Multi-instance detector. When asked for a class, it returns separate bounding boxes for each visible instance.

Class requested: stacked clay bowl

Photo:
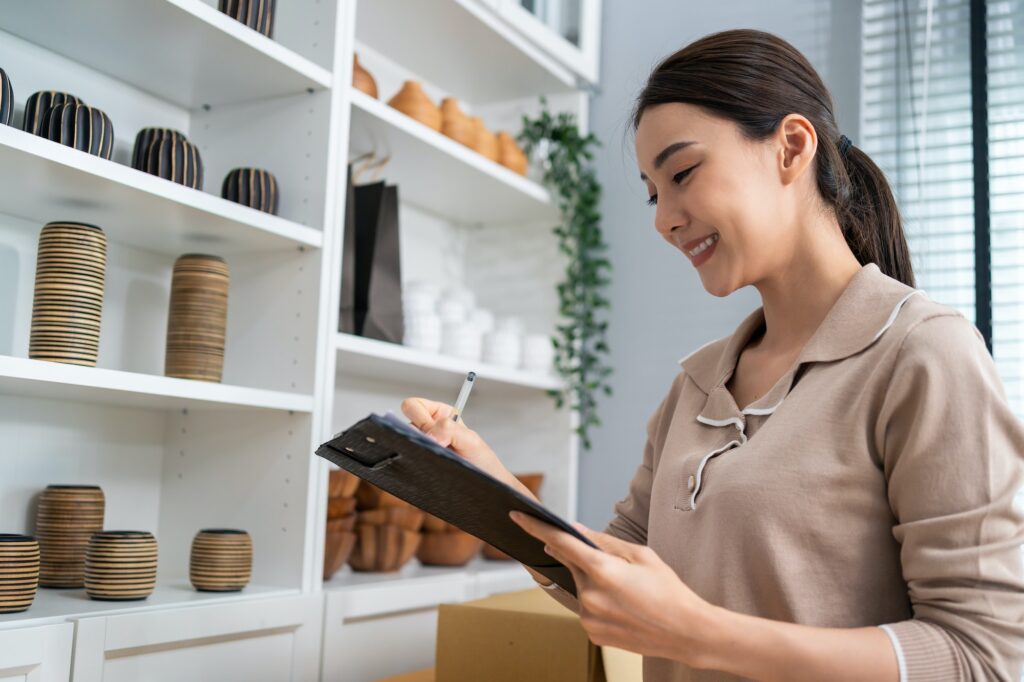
[221,168,279,215]
[348,481,422,572]
[417,512,483,567]
[35,484,105,588]
[165,254,230,382]
[484,472,544,560]
[84,531,158,601]
[388,80,441,132]
[0,535,40,614]
[323,469,359,580]
[190,529,252,592]
[29,222,107,366]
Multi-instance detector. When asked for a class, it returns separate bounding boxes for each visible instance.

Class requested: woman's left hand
[509,510,718,667]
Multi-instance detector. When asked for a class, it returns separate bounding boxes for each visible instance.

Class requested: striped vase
[221,168,279,215]
[131,127,187,172]
[218,0,276,38]
[145,134,204,190]
[0,68,13,127]
[41,103,114,160]
[23,91,83,137]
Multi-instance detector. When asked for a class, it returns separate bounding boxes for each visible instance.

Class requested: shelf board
[335,333,563,392]
[0,582,299,630]
[348,89,557,225]
[0,125,322,255]
[0,0,331,109]
[0,355,314,413]
[356,0,575,104]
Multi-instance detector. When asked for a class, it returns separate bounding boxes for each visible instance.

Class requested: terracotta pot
[497,131,527,175]
[417,529,483,567]
[352,53,378,99]
[440,98,474,148]
[470,116,499,162]
[387,80,441,131]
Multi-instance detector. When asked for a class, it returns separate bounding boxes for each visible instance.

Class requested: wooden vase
[497,131,527,175]
[218,0,275,38]
[470,116,499,162]
[146,134,204,190]
[417,529,483,567]
[23,91,83,136]
[190,529,252,592]
[440,98,475,148]
[0,68,13,127]
[41,103,114,160]
[387,80,441,131]
[352,53,378,99]
[165,254,230,382]
[35,484,105,588]
[0,535,40,614]
[29,222,107,367]
[84,531,158,601]
[221,168,279,215]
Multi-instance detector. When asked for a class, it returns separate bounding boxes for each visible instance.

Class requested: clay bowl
[328,469,360,498]
[327,496,357,519]
[422,512,459,534]
[357,506,425,532]
[417,529,483,567]
[355,481,410,510]
[348,524,421,572]
[323,530,357,580]
[326,515,356,533]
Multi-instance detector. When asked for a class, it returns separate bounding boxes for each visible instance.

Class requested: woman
[401,29,1024,681]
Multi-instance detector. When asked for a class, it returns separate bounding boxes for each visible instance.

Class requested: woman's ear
[775,113,818,187]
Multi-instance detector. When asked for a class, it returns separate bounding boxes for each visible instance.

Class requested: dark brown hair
[632,29,915,287]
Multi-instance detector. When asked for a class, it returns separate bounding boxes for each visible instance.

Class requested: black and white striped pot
[41,103,114,160]
[23,91,84,137]
[145,135,204,190]
[221,167,279,215]
[218,0,276,38]
[132,127,187,172]
[0,68,13,127]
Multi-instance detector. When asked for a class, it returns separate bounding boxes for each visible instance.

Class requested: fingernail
[509,511,520,521]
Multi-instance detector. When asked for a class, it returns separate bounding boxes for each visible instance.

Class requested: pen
[451,371,476,422]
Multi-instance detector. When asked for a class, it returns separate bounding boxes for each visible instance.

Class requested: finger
[512,512,606,571]
[572,524,644,562]
[401,398,454,431]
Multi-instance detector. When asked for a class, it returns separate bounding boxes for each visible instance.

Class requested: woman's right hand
[400,396,509,482]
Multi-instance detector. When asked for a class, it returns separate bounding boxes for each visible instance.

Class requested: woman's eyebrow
[639,140,696,180]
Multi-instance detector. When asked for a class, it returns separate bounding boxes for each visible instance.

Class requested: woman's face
[636,103,801,297]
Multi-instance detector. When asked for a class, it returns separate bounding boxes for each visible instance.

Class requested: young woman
[401,29,1024,681]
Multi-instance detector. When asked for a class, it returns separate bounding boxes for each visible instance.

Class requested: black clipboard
[315,411,598,597]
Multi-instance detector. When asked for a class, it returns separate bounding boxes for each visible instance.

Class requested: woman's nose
[654,202,685,238]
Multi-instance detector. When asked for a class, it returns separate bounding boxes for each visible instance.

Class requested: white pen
[451,371,476,422]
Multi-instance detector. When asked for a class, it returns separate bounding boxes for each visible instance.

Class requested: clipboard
[315,411,598,597]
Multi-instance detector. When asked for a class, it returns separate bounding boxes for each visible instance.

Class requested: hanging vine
[519,99,612,450]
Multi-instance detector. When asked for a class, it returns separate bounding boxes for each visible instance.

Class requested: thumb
[572,522,646,560]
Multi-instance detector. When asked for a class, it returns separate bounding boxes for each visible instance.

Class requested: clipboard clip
[324,436,400,469]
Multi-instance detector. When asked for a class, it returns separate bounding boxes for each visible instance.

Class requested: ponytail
[632,29,916,287]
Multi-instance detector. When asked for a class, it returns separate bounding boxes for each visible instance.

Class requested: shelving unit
[0,1,598,680]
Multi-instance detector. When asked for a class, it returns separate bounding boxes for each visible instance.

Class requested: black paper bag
[339,164,358,334]
[340,175,404,342]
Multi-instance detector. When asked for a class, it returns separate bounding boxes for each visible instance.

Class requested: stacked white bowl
[521,333,555,372]
[440,287,484,361]
[403,281,442,352]
[482,316,524,368]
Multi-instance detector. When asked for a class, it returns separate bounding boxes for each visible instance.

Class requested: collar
[680,263,922,426]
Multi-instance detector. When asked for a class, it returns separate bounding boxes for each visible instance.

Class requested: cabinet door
[0,624,73,682]
[496,0,602,83]
[70,594,321,682]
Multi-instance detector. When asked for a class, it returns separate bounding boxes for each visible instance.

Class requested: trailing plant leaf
[519,98,612,451]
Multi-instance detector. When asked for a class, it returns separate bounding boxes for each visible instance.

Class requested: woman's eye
[673,165,697,184]
[647,194,658,206]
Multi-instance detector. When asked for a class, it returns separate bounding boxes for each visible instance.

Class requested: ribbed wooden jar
[23,91,82,136]
[35,484,105,588]
[165,254,230,382]
[189,529,252,592]
[221,168,279,215]
[0,535,40,614]
[218,0,276,38]
[29,221,107,367]
[146,135,204,190]
[0,67,14,127]
[84,531,158,601]
[41,103,114,160]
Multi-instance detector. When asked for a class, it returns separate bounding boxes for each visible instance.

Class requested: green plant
[519,100,612,450]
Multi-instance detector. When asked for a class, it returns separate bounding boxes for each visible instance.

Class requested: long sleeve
[875,313,1024,682]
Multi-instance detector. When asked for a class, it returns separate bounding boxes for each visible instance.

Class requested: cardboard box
[435,587,641,682]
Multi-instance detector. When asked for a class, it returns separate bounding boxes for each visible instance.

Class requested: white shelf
[356,0,575,104]
[348,89,557,225]
[0,125,322,255]
[335,333,563,392]
[0,0,331,110]
[0,582,299,630]
[0,355,314,413]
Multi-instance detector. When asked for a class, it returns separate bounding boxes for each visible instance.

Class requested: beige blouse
[538,263,1024,681]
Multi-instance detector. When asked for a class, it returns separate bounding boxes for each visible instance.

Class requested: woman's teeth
[688,234,719,257]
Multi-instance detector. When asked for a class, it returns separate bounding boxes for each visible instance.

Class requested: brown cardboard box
[435,587,641,682]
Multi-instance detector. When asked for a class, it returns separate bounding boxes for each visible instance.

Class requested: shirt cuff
[878,620,962,682]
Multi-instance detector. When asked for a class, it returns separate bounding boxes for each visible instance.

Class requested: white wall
[581,0,864,528]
